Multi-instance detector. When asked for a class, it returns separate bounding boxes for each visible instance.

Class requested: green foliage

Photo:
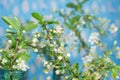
[0,16,36,71]
[24,21,38,32]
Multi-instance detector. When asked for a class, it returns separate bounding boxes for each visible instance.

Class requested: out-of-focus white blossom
[55,69,60,75]
[16,58,29,71]
[39,42,46,48]
[66,53,71,57]
[32,38,39,43]
[65,76,69,79]
[94,72,101,80]
[58,55,63,60]
[43,60,48,66]
[116,76,120,79]
[8,40,12,44]
[44,69,49,74]
[82,55,93,63]
[0,49,3,52]
[88,32,100,45]
[1,58,7,64]
[22,30,26,33]
[113,40,117,46]
[54,25,64,33]
[116,51,120,58]
[33,48,38,52]
[109,23,118,34]
[46,76,51,80]
[90,45,96,54]
[104,57,111,62]
[9,25,13,28]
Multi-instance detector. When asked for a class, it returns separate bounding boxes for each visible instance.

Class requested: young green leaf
[14,17,21,27]
[16,53,30,61]
[66,3,76,8]
[32,12,43,23]
[45,20,59,24]
[24,22,38,32]
[2,16,16,28]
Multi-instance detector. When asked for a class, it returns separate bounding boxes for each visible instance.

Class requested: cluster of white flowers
[82,55,93,63]
[88,32,100,45]
[32,37,39,52]
[54,43,64,53]
[90,45,96,54]
[94,72,101,80]
[104,57,111,62]
[53,25,64,34]
[115,46,120,58]
[12,58,29,71]
[1,58,7,64]
[109,23,118,34]
[43,60,53,74]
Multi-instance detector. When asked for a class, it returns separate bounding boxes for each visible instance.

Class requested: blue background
[0,0,120,80]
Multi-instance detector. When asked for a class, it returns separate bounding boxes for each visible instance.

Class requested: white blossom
[33,48,38,52]
[31,43,37,47]
[66,53,71,57]
[116,51,120,58]
[55,70,60,75]
[58,55,63,60]
[32,38,39,43]
[65,76,69,79]
[12,65,17,69]
[82,55,93,63]
[109,23,118,33]
[22,30,26,33]
[94,72,101,80]
[46,76,51,80]
[54,25,64,33]
[90,45,96,53]
[44,69,49,74]
[104,57,111,62]
[88,32,100,45]
[8,40,12,44]
[16,58,29,71]
[9,25,13,28]
[43,60,48,66]
[113,40,117,46]
[116,76,120,79]
[1,58,7,64]
[0,49,3,52]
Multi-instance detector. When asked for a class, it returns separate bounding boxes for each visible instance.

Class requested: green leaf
[2,16,16,28]
[70,15,80,24]
[66,2,76,8]
[111,68,118,78]
[45,20,59,24]
[17,53,30,61]
[24,22,38,32]
[14,17,21,27]
[32,12,43,23]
